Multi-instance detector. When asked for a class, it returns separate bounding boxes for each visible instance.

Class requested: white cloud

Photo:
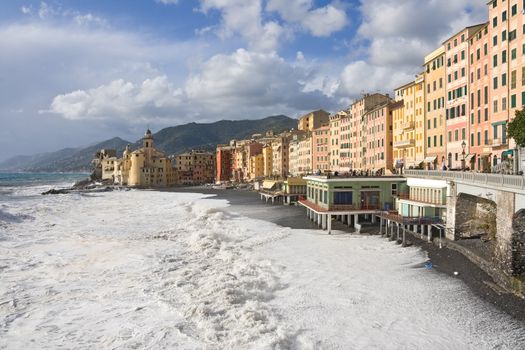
[199,0,285,52]
[156,0,180,4]
[20,5,32,15]
[47,48,336,122]
[267,0,348,37]
[48,76,183,121]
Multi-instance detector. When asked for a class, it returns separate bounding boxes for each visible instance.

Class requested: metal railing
[405,169,525,191]
[379,212,444,225]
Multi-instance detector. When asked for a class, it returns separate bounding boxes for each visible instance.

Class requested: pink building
[312,125,330,172]
[468,23,492,171]
[444,24,485,169]
[488,0,524,167]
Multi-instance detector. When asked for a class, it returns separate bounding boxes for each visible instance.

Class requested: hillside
[0,115,296,172]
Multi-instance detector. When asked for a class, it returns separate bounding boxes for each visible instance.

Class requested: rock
[41,188,70,195]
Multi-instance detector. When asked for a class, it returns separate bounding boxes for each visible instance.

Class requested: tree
[508,109,525,147]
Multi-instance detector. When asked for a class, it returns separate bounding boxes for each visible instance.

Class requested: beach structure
[298,174,406,234]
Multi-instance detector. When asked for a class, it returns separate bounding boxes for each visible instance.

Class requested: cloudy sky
[0,0,487,160]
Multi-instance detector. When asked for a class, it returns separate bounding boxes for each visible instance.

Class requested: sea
[1,172,525,349]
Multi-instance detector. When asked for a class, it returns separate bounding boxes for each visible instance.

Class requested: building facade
[297,109,330,132]
[176,150,215,185]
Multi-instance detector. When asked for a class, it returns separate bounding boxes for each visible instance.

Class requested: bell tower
[143,129,153,149]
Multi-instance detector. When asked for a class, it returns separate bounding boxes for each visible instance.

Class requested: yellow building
[414,73,426,166]
[262,144,273,177]
[297,109,330,132]
[249,153,264,179]
[423,46,447,169]
[113,129,177,187]
[393,82,417,169]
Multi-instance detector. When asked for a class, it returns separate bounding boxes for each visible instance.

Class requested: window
[512,4,517,16]
[502,10,507,22]
[494,76,498,89]
[502,50,507,63]
[494,99,498,113]
[484,130,489,145]
[512,48,517,60]
[448,131,452,142]
[455,129,459,141]
[511,70,517,89]
[502,73,507,86]
[503,97,507,110]
[477,131,481,146]
[511,94,516,108]
[471,133,474,146]
[462,128,466,140]
[461,50,465,60]
[493,17,497,28]
[493,35,498,46]
[510,30,517,41]
[484,43,488,55]
[493,54,498,67]
[484,86,488,105]
[485,108,488,122]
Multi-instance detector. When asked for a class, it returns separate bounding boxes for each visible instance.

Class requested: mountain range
[0,115,297,172]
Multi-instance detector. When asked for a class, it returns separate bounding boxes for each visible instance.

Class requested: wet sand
[165,187,525,322]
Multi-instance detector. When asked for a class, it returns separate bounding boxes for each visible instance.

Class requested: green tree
[508,109,525,147]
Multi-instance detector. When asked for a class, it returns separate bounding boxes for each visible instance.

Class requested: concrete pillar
[348,214,352,227]
[427,225,432,242]
[402,227,407,247]
[380,218,383,235]
[328,215,332,235]
[322,214,327,230]
[317,213,322,227]
[419,225,424,237]
[445,182,458,240]
[396,223,400,241]
[372,215,376,224]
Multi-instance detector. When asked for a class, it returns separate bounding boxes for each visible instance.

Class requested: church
[111,129,177,187]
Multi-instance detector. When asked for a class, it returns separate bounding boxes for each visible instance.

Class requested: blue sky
[0,0,487,160]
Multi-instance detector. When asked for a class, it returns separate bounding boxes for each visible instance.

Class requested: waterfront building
[348,93,392,171]
[112,129,177,187]
[216,144,234,183]
[298,174,406,234]
[312,125,330,173]
[395,178,448,223]
[298,134,313,175]
[444,24,485,169]
[262,144,273,177]
[282,177,307,204]
[176,150,215,185]
[414,73,427,168]
[424,46,447,170]
[297,109,330,132]
[271,135,290,178]
[249,153,264,180]
[468,23,492,171]
[362,100,394,173]
[393,81,418,169]
[487,0,522,168]
[329,112,342,172]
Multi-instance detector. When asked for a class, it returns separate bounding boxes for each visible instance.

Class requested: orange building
[312,125,330,173]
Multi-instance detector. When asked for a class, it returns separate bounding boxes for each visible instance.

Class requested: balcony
[396,193,446,206]
[393,139,415,148]
[491,138,508,148]
[400,121,414,130]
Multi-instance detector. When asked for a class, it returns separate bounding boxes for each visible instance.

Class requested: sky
[0,0,488,161]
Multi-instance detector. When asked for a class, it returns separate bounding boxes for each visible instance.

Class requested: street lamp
[461,140,466,171]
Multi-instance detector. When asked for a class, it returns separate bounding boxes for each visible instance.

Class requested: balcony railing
[379,212,444,225]
[393,139,415,148]
[396,193,446,206]
[404,169,525,191]
[490,138,507,147]
[400,121,414,130]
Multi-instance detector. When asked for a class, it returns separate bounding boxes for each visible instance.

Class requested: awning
[262,180,276,190]
[424,156,437,163]
[492,120,507,126]
[465,154,475,162]
[502,149,514,157]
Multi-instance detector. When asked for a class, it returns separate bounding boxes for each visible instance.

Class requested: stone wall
[495,191,516,276]
[511,209,525,276]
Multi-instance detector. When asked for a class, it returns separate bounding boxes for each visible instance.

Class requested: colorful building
[297,109,330,132]
[424,46,447,169]
[393,81,418,169]
[362,100,394,173]
[444,24,485,169]
[312,125,330,173]
[111,129,177,187]
[176,150,215,185]
[468,23,492,171]
[216,144,234,183]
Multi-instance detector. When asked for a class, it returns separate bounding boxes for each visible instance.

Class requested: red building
[216,145,234,183]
